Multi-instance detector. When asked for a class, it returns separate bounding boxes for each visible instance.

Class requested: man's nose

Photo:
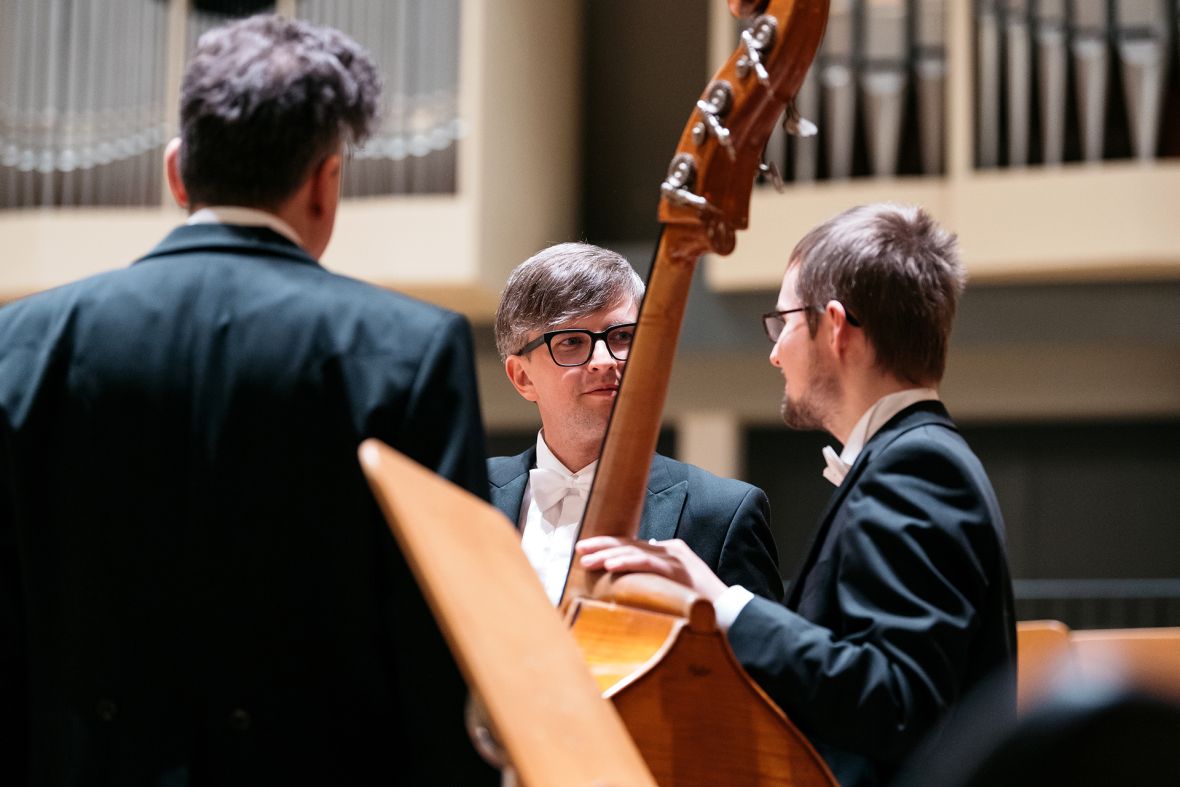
[586,337,618,368]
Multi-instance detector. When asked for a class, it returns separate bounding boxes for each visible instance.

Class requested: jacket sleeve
[727,435,1000,764]
[716,486,784,603]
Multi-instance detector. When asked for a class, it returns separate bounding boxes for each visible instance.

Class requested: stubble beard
[779,345,840,432]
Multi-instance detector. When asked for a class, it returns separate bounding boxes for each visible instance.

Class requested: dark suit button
[228,707,251,731]
[96,699,118,722]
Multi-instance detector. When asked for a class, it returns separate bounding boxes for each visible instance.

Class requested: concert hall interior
[3,0,1180,779]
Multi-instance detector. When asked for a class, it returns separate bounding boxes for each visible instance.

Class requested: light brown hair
[494,243,644,361]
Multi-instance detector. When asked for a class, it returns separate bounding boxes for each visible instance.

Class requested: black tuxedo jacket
[726,402,1016,786]
[0,224,496,786]
[487,448,784,602]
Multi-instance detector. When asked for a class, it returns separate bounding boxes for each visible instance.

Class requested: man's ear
[164,138,189,209]
[308,152,343,218]
[824,299,857,358]
[504,356,539,403]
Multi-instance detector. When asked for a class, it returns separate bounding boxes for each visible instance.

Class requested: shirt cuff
[713,585,755,632]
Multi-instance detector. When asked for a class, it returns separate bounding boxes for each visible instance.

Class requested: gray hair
[494,243,645,361]
[178,14,381,208]
[790,203,966,385]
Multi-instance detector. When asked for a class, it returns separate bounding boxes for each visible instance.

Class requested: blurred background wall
[3,0,1178,627]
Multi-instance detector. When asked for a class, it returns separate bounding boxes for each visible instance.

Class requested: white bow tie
[822,445,850,487]
[529,467,594,514]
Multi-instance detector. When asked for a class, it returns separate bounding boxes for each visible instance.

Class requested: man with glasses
[489,242,783,606]
[579,205,1016,786]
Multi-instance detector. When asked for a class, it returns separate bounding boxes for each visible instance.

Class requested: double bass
[361,1,833,784]
[557,0,835,784]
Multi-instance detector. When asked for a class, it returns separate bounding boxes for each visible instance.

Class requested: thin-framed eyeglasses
[761,305,860,342]
[761,307,813,343]
[515,323,637,367]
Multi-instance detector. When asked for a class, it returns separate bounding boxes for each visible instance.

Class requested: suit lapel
[487,448,535,529]
[637,454,687,541]
[489,449,695,539]
[784,460,865,608]
[783,401,955,609]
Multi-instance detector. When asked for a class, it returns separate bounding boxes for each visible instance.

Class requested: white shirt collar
[822,388,940,486]
[186,206,304,248]
[840,387,940,466]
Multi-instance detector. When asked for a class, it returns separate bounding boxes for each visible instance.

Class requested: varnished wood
[1017,620,1180,711]
[565,0,829,603]
[568,597,836,786]
[1015,619,1074,711]
[568,600,682,693]
[566,226,709,599]
[555,2,834,784]
[729,0,771,18]
[1071,626,1180,699]
[357,440,657,787]
[659,0,830,239]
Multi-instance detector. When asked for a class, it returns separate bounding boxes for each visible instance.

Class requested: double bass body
[567,573,836,785]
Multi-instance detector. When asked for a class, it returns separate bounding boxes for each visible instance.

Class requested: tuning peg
[758,159,785,192]
[692,81,737,161]
[736,15,778,88]
[660,153,711,211]
[783,100,817,138]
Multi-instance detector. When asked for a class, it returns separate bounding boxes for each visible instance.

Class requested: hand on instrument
[575,536,729,603]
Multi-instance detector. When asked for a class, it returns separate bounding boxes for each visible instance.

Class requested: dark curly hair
[178,14,380,208]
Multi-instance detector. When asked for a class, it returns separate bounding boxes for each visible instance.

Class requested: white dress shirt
[715,387,941,631]
[186,206,304,247]
[518,432,597,605]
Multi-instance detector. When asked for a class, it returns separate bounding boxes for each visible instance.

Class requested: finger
[574,535,627,554]
[599,553,676,577]
[581,546,680,576]
[577,545,645,567]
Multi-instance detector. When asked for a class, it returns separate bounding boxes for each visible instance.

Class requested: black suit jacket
[487,448,784,602]
[0,224,496,786]
[726,402,1016,786]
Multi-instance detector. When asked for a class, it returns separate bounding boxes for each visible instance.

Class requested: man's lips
[583,385,619,395]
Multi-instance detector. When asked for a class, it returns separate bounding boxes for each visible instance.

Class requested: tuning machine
[736,14,777,88]
[691,81,736,161]
[758,159,785,192]
[660,153,711,211]
[783,99,817,138]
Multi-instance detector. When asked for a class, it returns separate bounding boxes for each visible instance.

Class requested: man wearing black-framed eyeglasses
[514,322,637,367]
[579,204,1016,786]
[487,242,783,608]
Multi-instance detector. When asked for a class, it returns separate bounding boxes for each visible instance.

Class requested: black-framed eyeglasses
[515,322,637,367]
[761,305,860,342]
